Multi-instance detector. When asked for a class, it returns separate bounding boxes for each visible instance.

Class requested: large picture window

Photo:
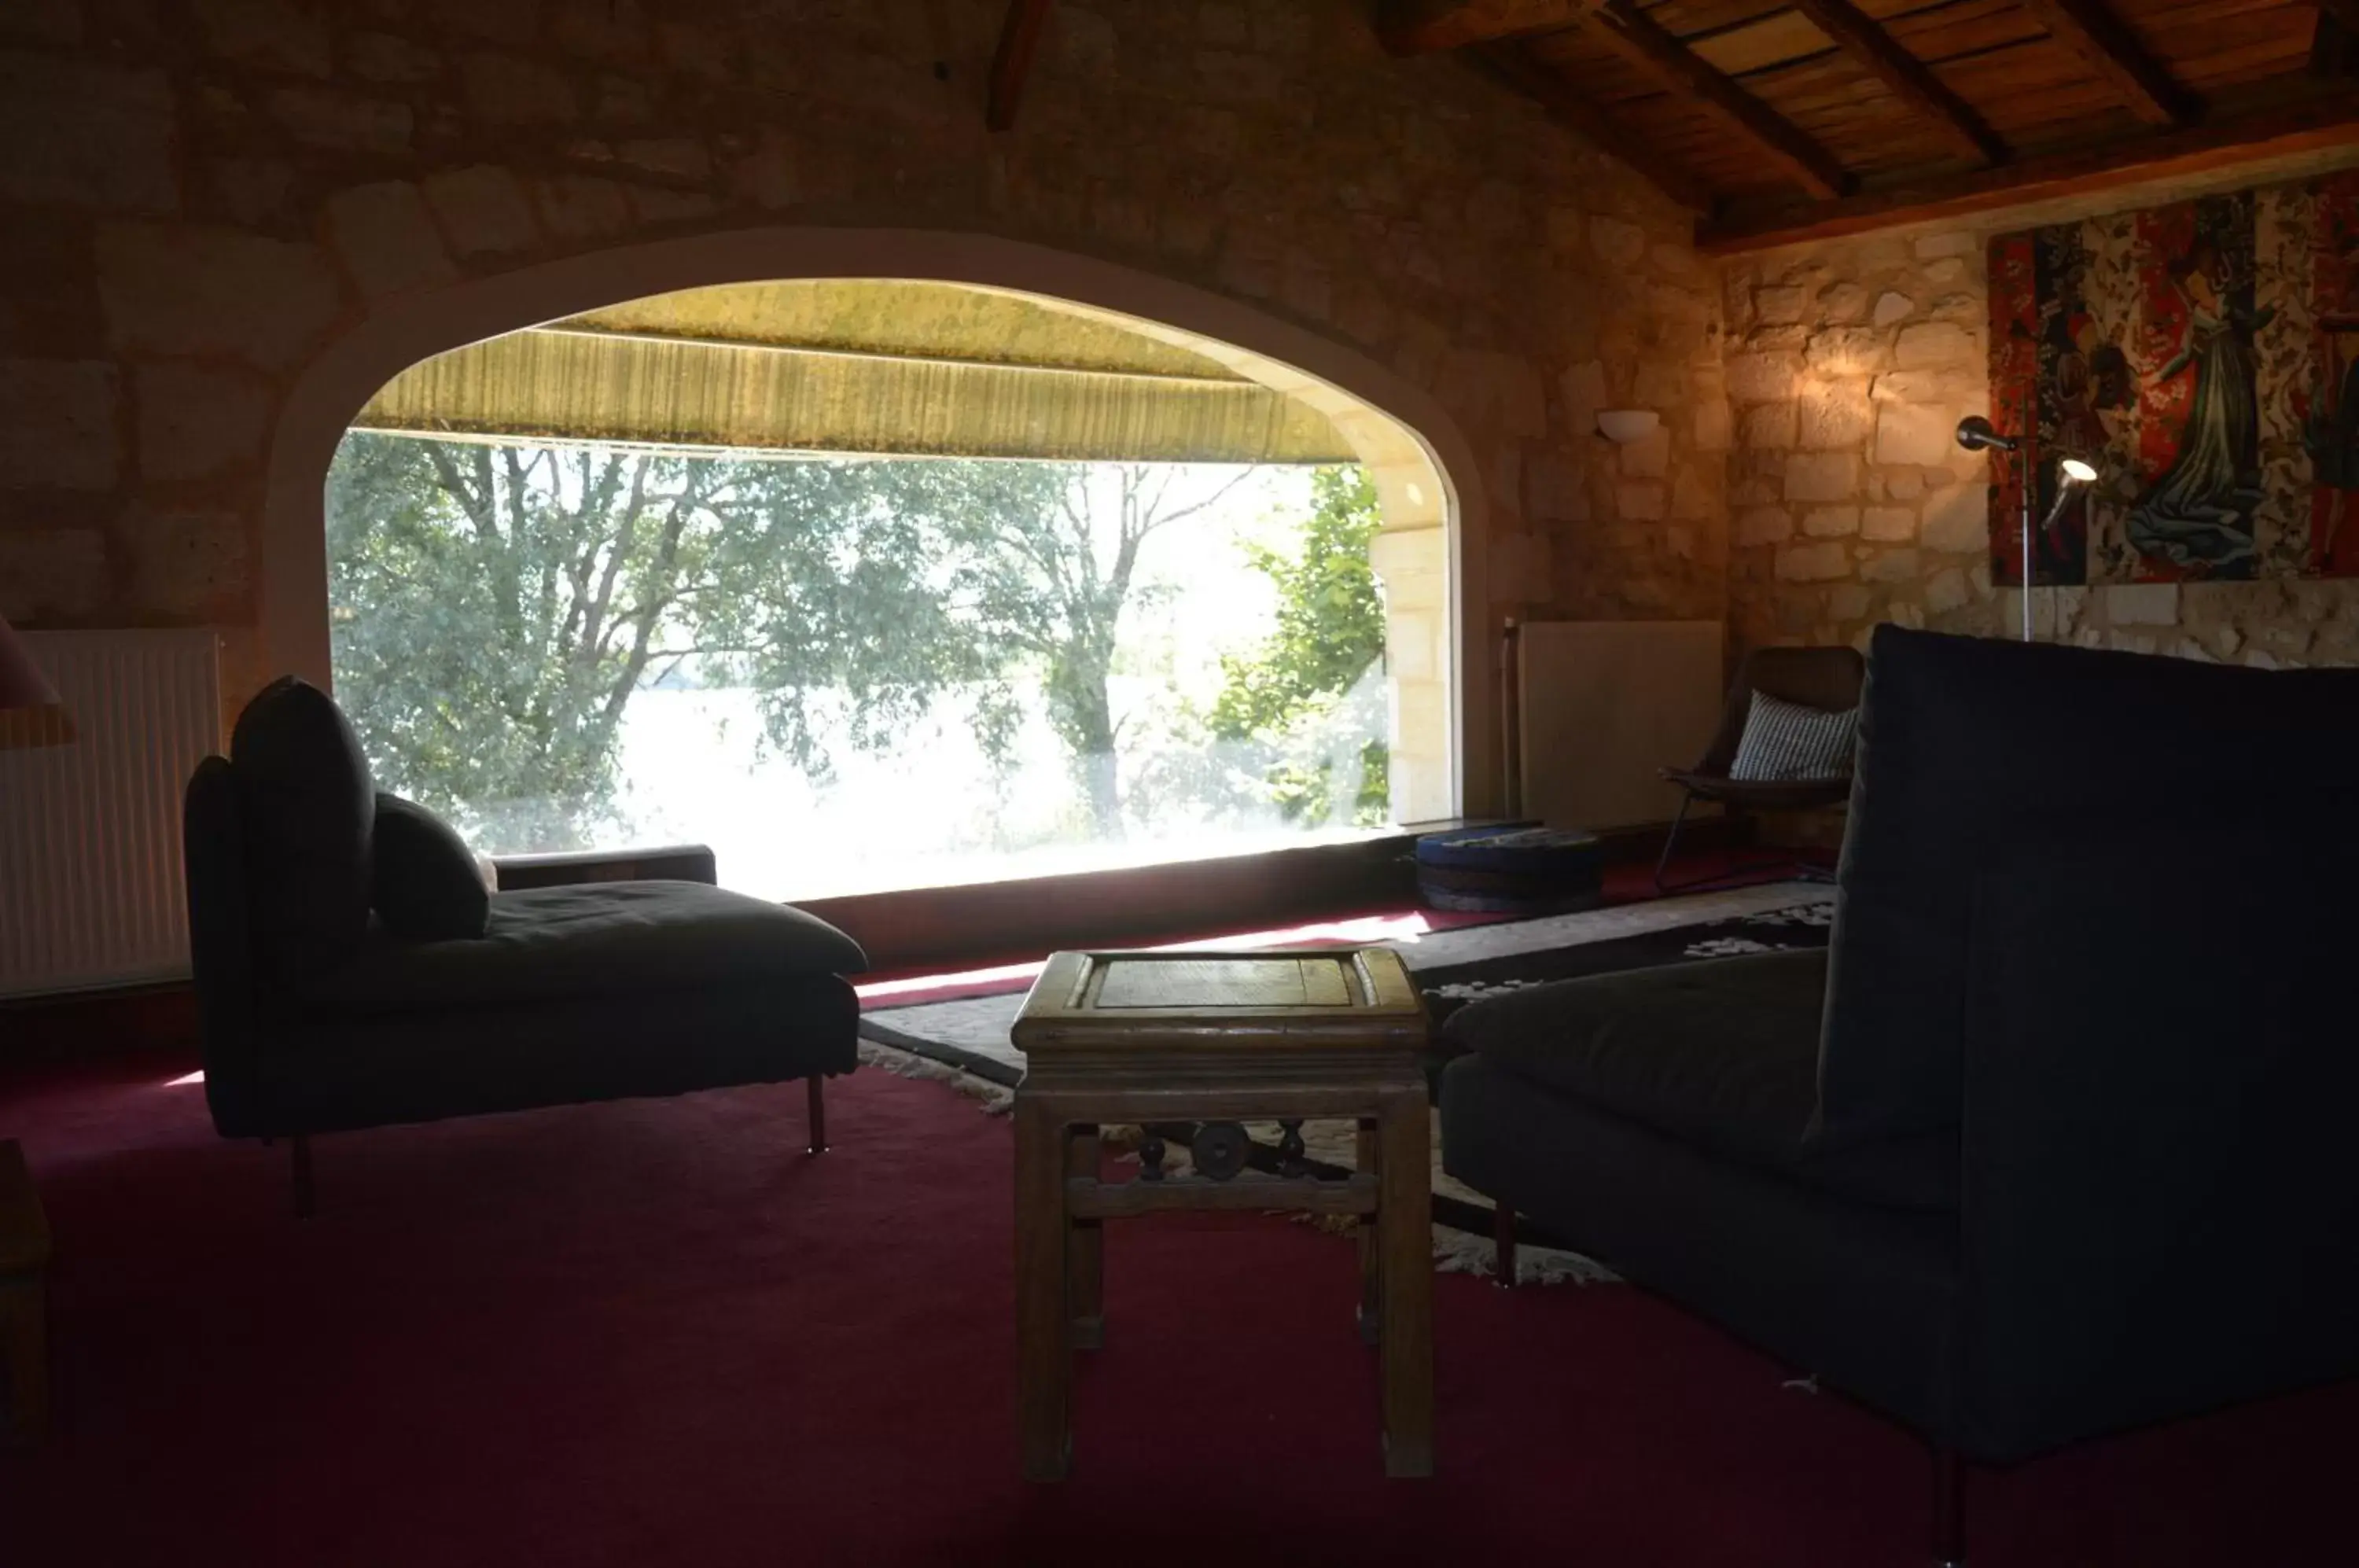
[326,436,1394,900]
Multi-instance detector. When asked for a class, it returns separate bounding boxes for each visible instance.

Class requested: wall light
[1595,410,1660,444]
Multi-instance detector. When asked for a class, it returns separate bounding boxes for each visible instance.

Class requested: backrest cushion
[229,676,374,988]
[1728,691,1858,782]
[1816,627,2359,1150]
[1701,646,1864,775]
[373,793,491,941]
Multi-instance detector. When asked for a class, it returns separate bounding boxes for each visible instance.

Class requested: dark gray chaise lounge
[185,678,867,1213]
[1441,626,2359,1566]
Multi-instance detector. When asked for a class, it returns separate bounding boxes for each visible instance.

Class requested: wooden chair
[1654,646,1864,891]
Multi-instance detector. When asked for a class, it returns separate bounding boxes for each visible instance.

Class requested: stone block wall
[1722,226,2003,652]
[1724,218,2359,669]
[0,0,1727,767]
[10,0,2345,823]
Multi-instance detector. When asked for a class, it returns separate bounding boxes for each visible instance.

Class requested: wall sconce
[1595,410,1661,444]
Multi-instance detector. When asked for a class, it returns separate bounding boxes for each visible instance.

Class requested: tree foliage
[958,463,1257,831]
[329,433,1056,846]
[1208,466,1391,826]
[326,435,1291,850]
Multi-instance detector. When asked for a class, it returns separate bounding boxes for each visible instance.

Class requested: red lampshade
[0,611,74,749]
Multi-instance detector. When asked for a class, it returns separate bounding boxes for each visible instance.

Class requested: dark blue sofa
[1441,625,2359,1564]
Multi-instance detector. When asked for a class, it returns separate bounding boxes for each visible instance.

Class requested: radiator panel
[0,630,222,999]
[1516,620,1724,831]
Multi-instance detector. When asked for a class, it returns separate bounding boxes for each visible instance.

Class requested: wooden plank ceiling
[1377,0,2359,248]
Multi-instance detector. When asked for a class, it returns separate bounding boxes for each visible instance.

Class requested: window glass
[327,435,1394,900]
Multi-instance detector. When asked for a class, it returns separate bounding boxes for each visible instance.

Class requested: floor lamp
[1955,417,2097,643]
[0,612,75,750]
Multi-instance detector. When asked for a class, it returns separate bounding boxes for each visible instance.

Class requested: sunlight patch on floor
[851,908,1438,1003]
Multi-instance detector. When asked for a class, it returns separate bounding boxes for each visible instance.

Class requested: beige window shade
[351,280,1356,465]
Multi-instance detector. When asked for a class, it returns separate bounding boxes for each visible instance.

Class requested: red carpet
[0,1051,2345,1567]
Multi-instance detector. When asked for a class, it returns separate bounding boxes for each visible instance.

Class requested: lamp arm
[2037,479,2088,539]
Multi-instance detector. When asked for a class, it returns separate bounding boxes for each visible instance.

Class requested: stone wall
[23,0,2342,824]
[0,0,1727,775]
[1723,216,2359,669]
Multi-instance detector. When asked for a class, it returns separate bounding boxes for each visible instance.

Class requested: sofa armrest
[491,844,718,890]
[1954,825,2359,1460]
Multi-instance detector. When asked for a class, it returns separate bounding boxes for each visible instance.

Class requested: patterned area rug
[859,883,1835,1084]
[1415,896,1832,1029]
[857,885,1837,1282]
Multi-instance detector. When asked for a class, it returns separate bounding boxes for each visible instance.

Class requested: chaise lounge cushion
[263,974,859,1133]
[371,792,491,942]
[306,880,869,1018]
[1443,948,1955,1212]
[230,677,375,987]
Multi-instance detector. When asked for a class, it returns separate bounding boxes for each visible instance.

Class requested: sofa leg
[1931,1444,1964,1567]
[289,1136,314,1220]
[806,1076,827,1155]
[1492,1200,1517,1288]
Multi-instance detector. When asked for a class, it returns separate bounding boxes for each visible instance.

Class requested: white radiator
[1516,620,1724,830]
[0,630,221,999]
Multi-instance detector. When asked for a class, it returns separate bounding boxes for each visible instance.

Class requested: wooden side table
[0,1139,51,1442]
[1010,948,1433,1482]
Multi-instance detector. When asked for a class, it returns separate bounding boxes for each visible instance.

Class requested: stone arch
[263,227,1481,819]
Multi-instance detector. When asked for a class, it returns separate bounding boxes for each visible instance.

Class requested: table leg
[1065,1124,1103,1350]
[1376,1088,1434,1478]
[1355,1119,1380,1345]
[0,1277,46,1442]
[1014,1097,1070,1481]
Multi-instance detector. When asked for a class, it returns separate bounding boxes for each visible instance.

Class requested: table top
[1011,947,1427,1058]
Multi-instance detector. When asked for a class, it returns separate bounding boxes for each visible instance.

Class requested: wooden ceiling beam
[2012,0,2199,127]
[1784,0,2010,166]
[986,0,1054,132]
[1586,0,1854,199]
[1469,42,1717,214]
[1698,94,2359,253]
[1377,0,1601,55]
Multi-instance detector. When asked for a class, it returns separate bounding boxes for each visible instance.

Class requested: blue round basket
[1414,826,1605,914]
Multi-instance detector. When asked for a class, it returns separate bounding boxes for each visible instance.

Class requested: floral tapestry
[1988,167,2359,585]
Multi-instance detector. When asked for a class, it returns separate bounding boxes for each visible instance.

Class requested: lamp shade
[0,612,74,749]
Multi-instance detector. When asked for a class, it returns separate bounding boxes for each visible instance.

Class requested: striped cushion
[1728,691,1859,782]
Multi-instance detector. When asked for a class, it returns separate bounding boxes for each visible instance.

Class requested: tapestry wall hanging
[1988,167,2359,585]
